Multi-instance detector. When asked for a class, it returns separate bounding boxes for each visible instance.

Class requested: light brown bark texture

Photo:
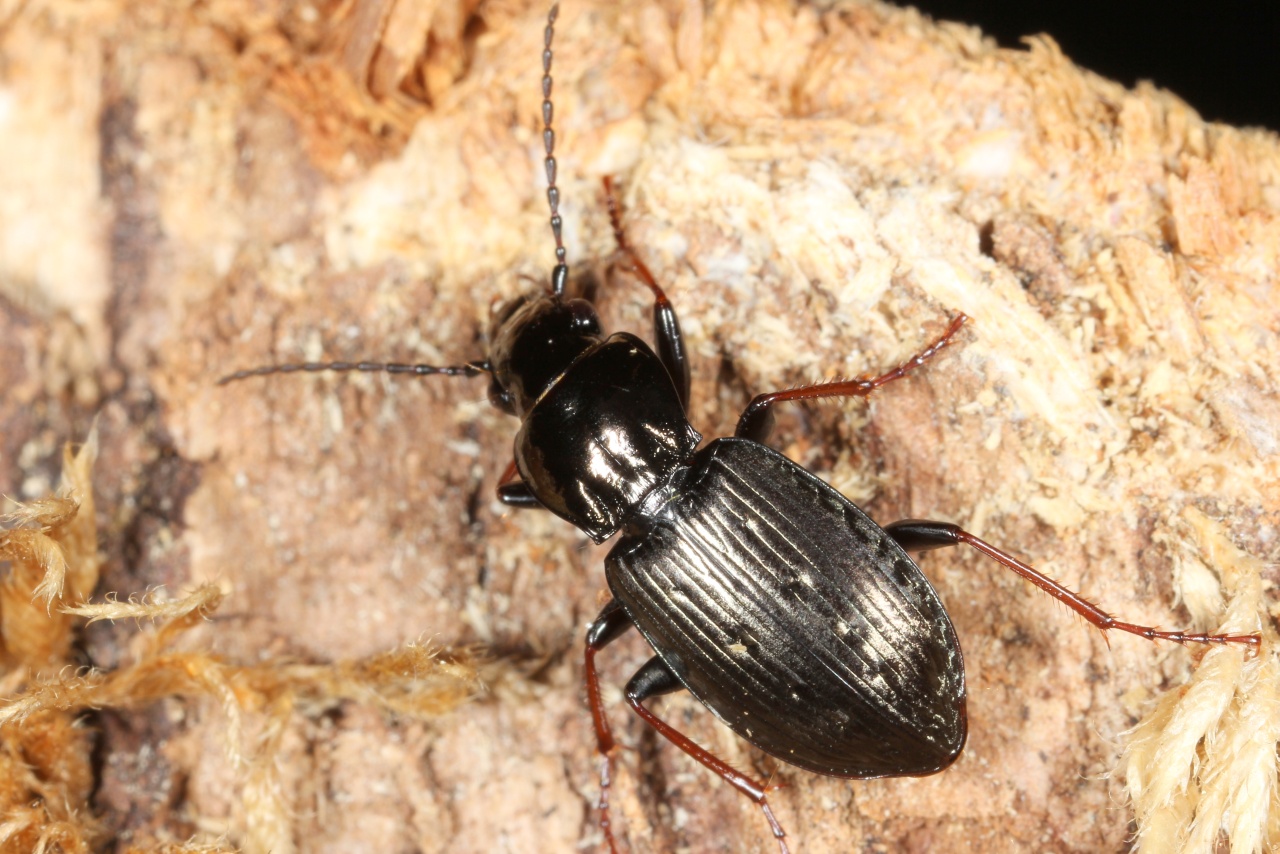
[1,1,1278,853]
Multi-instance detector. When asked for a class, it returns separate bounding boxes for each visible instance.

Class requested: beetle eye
[567,299,601,335]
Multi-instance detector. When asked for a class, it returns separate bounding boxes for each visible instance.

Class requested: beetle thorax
[512,332,702,543]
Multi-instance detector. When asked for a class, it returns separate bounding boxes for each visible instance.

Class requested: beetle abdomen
[606,438,967,777]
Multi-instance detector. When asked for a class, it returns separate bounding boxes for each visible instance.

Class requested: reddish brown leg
[584,600,632,853]
[602,175,691,410]
[601,176,672,305]
[625,656,791,854]
[886,520,1261,648]
[736,314,968,444]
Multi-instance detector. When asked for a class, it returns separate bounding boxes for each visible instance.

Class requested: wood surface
[1,1,1278,852]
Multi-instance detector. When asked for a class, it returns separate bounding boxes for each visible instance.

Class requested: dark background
[910,0,1279,131]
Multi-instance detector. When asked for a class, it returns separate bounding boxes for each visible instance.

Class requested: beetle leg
[602,175,691,411]
[625,656,792,854]
[496,482,541,508]
[495,459,542,508]
[885,520,1261,648]
[584,599,635,853]
[735,314,968,444]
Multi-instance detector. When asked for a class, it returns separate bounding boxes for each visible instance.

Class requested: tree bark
[1,1,1277,852]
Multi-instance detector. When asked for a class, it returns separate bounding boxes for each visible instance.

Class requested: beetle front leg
[496,482,541,508]
[625,657,792,854]
[584,599,634,853]
[602,175,691,411]
[885,519,1260,648]
[495,458,542,508]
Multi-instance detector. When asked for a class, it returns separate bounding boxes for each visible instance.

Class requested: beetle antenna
[543,4,568,296]
[216,359,490,386]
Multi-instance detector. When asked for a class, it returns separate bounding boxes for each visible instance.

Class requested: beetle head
[486,291,601,417]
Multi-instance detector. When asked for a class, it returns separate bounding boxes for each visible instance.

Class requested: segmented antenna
[216,359,488,386]
[219,8,568,387]
[543,4,568,296]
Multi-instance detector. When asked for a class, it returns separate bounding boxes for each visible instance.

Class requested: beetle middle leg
[735,313,968,444]
[884,520,1260,648]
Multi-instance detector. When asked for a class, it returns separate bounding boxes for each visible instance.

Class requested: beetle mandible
[220,4,1261,851]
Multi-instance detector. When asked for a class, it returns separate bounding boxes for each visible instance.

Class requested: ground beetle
[221,5,1261,851]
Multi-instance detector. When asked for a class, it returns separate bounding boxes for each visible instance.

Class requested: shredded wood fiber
[0,432,481,853]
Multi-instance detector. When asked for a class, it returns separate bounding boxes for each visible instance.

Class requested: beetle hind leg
[885,519,1260,648]
[626,656,793,854]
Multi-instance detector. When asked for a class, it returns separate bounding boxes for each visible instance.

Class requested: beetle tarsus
[596,755,620,854]
[585,600,633,850]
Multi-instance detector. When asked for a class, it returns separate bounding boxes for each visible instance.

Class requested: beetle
[220,5,1261,851]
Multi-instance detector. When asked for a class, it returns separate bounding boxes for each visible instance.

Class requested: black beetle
[220,5,1260,851]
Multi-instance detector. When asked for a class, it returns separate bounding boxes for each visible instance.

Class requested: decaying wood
[1,0,1278,852]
